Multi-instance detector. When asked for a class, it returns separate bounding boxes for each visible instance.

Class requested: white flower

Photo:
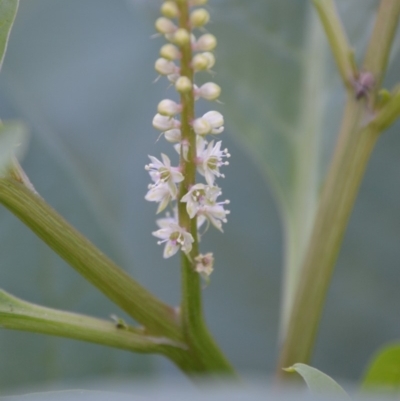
[192,111,224,135]
[195,253,214,277]
[195,82,221,101]
[153,220,194,258]
[164,128,182,143]
[157,99,182,117]
[180,184,230,231]
[193,34,217,52]
[145,154,183,198]
[152,114,180,131]
[196,137,230,185]
[201,202,230,232]
[145,181,172,214]
[173,139,190,161]
[160,44,180,61]
[155,58,179,76]
[155,17,177,35]
[192,52,215,72]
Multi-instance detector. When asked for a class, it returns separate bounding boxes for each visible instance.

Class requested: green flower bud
[190,8,210,28]
[175,76,192,93]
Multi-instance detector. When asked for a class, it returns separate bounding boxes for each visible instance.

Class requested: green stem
[0,288,209,375]
[371,87,400,131]
[0,289,184,355]
[176,0,201,341]
[312,0,356,87]
[278,99,376,371]
[277,0,400,376]
[175,1,235,375]
[363,0,400,89]
[0,178,181,340]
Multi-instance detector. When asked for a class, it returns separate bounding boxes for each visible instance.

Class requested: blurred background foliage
[0,0,400,392]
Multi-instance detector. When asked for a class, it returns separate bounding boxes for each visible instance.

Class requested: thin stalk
[277,0,400,375]
[176,0,202,342]
[0,178,181,340]
[0,289,184,355]
[312,0,356,87]
[176,1,235,374]
[0,288,210,375]
[278,99,377,370]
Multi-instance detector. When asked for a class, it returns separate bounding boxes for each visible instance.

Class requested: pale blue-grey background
[0,0,399,393]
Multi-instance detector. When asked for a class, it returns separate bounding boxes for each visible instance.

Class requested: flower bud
[160,44,180,60]
[193,111,224,135]
[194,34,217,51]
[199,82,221,101]
[169,28,191,46]
[153,114,180,131]
[175,76,192,93]
[201,52,215,69]
[192,54,209,71]
[192,52,215,71]
[155,58,178,75]
[164,129,182,143]
[160,1,179,18]
[203,111,224,134]
[158,99,182,117]
[155,17,177,35]
[193,118,211,135]
[190,8,210,28]
[195,253,214,277]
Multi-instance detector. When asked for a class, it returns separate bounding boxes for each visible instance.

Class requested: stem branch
[0,178,181,340]
[277,0,400,376]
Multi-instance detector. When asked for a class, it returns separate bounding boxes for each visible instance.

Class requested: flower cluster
[145,0,230,277]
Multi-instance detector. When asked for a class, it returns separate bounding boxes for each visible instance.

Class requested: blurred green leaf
[0,0,19,72]
[0,121,27,170]
[362,344,400,393]
[285,363,351,399]
[212,0,377,334]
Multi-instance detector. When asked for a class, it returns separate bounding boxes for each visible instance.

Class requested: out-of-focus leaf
[212,0,377,334]
[285,363,351,399]
[0,121,27,170]
[361,344,400,393]
[0,0,19,72]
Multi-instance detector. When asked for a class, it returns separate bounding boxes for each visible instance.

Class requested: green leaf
[285,363,351,399]
[362,344,400,393]
[0,121,28,170]
[212,0,379,335]
[0,0,19,72]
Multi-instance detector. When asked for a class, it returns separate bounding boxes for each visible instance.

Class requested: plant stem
[0,289,183,355]
[0,178,181,340]
[363,0,400,90]
[277,0,400,376]
[176,0,201,341]
[176,0,235,375]
[312,0,355,88]
[278,98,376,371]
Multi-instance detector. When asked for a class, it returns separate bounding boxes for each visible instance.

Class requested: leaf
[361,344,400,393]
[0,0,19,72]
[211,0,379,334]
[285,363,351,399]
[0,121,28,170]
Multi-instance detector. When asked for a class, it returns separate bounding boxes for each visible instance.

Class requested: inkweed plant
[0,0,399,398]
